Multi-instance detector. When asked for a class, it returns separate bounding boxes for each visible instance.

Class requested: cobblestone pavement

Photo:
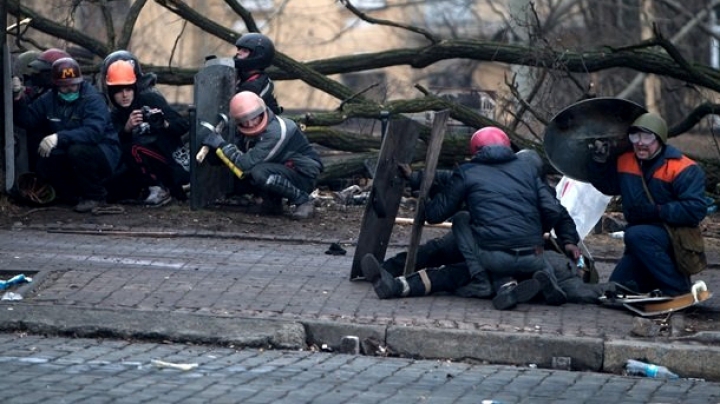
[2,229,717,336]
[1,333,718,404]
[1,229,720,383]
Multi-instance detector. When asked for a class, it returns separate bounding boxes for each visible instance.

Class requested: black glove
[628,204,660,223]
[590,140,610,163]
[202,131,226,150]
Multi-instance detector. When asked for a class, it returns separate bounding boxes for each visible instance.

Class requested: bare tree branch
[340,0,440,44]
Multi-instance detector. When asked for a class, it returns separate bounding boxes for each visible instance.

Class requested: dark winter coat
[220,112,323,179]
[590,145,706,227]
[425,145,567,250]
[236,70,281,115]
[14,81,121,172]
[109,90,189,149]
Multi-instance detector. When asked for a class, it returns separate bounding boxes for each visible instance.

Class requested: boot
[492,279,541,310]
[263,174,307,204]
[361,254,401,299]
[533,270,567,306]
[381,253,407,277]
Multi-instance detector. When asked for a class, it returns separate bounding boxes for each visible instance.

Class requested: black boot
[492,279,541,310]
[263,174,311,206]
[381,253,407,277]
[361,254,401,299]
[533,270,567,306]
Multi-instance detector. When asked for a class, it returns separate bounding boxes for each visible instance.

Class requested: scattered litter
[325,242,347,256]
[151,359,198,371]
[1,292,22,301]
[0,274,32,291]
[625,359,678,379]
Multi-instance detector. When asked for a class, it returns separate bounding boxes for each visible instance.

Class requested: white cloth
[555,176,612,240]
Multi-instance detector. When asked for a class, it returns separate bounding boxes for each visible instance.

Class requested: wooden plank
[403,110,449,276]
[350,116,421,279]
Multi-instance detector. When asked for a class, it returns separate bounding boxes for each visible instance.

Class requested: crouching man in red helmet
[362,127,570,310]
[200,91,323,219]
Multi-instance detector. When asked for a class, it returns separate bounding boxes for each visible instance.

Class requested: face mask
[58,92,80,102]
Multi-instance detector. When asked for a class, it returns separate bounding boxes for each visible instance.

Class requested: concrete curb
[1,304,720,380]
[387,326,604,371]
[0,305,306,350]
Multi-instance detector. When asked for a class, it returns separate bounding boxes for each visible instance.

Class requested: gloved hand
[564,244,582,260]
[590,139,610,163]
[12,76,24,94]
[628,204,660,223]
[38,134,58,158]
[12,76,25,101]
[201,131,226,150]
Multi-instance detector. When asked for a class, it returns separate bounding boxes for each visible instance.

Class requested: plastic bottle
[625,359,679,379]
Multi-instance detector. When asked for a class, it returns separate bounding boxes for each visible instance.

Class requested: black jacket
[425,145,567,250]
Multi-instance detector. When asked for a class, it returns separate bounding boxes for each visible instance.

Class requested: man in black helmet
[234,33,282,114]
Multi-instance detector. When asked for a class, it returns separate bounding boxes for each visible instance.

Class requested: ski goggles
[628,128,657,144]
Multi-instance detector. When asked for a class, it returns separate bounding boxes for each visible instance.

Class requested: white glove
[38,134,58,158]
[12,76,24,93]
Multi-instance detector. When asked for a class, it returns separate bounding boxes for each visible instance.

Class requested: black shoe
[361,254,398,299]
[492,279,541,310]
[533,271,567,306]
[361,254,382,283]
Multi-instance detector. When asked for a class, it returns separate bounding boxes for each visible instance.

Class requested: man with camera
[104,59,190,205]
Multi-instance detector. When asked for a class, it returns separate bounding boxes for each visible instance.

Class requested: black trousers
[36,144,112,201]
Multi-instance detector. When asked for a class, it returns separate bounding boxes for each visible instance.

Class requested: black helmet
[234,33,275,71]
[51,57,83,86]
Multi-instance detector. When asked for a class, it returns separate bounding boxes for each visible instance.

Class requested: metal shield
[543,97,647,185]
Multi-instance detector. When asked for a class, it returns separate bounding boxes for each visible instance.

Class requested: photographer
[104,60,190,205]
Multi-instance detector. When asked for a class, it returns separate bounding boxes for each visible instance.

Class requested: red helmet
[469,127,510,154]
[51,57,84,86]
[230,91,269,136]
[28,48,71,72]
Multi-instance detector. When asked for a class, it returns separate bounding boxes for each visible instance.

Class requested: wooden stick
[394,217,451,229]
[403,110,449,276]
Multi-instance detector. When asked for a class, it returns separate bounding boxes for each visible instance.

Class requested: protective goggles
[628,128,657,144]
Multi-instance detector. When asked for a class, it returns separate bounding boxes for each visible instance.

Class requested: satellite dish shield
[543,97,647,185]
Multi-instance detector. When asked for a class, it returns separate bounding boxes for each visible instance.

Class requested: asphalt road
[1,333,717,404]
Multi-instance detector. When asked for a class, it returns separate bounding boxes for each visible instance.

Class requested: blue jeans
[610,224,691,296]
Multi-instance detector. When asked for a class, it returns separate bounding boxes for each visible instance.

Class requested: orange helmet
[230,91,268,136]
[469,126,510,154]
[105,60,137,86]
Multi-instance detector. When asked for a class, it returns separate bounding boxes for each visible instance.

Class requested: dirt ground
[3,189,720,256]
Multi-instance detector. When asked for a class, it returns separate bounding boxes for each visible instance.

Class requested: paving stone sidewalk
[0,227,719,380]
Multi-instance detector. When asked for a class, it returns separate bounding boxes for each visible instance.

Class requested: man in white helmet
[200,91,323,219]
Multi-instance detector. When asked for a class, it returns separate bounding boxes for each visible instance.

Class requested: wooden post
[350,116,421,280]
[403,110,449,276]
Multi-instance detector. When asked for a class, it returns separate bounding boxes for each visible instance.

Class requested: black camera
[132,106,165,137]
